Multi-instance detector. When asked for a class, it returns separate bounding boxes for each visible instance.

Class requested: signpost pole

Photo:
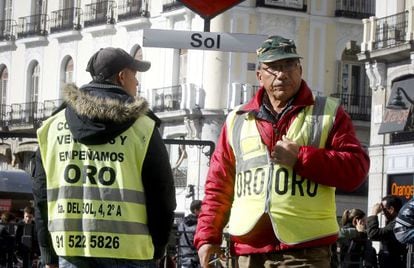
[204,18,210,32]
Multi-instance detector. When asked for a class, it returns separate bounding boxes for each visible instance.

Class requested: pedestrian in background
[33,47,176,268]
[367,195,407,268]
[194,35,369,268]
[15,206,40,268]
[394,198,414,244]
[178,200,202,268]
[337,208,377,268]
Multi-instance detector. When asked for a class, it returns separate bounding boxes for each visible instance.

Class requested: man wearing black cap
[33,47,176,268]
[194,36,370,267]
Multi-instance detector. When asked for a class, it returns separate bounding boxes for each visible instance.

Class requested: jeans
[59,256,157,268]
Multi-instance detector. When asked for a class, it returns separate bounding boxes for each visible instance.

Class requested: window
[29,62,40,103]
[337,41,370,106]
[0,67,8,105]
[64,57,74,84]
[59,0,74,9]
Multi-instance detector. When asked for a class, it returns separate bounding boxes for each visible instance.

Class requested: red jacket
[194,81,370,255]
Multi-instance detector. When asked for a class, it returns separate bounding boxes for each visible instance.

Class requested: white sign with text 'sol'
[143,29,268,53]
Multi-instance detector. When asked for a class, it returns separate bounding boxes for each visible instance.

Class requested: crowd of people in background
[335,195,410,268]
[3,197,414,268]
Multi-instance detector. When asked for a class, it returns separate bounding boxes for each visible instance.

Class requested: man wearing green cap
[194,36,370,267]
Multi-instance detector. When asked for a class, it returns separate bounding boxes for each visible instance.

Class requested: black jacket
[366,215,407,267]
[32,82,176,264]
[178,214,200,268]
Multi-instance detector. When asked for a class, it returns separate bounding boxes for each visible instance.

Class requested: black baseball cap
[86,47,151,81]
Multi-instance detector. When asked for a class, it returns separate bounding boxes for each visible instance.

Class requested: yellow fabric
[227,97,339,244]
[37,110,155,259]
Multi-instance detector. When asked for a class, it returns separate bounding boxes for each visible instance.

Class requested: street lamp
[387,87,414,110]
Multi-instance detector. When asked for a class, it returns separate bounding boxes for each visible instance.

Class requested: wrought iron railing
[391,131,414,144]
[43,99,63,118]
[84,1,116,27]
[0,19,16,41]
[17,14,48,39]
[50,7,82,33]
[118,0,149,21]
[162,0,184,12]
[152,85,182,112]
[374,11,408,49]
[9,102,43,128]
[335,0,375,19]
[0,104,11,129]
[331,93,371,121]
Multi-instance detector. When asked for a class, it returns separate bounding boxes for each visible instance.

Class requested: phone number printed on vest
[55,234,120,249]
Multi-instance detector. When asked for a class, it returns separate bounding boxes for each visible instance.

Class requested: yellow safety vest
[37,109,155,259]
[226,96,340,244]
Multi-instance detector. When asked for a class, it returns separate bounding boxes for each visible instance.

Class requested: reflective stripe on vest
[37,110,155,259]
[226,96,340,244]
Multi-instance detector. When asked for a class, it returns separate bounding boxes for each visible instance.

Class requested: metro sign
[143,29,267,53]
[178,0,245,19]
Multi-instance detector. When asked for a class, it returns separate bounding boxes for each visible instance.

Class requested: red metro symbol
[178,0,245,19]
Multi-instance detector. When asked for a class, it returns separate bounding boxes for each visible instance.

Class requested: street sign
[178,0,245,19]
[143,29,268,53]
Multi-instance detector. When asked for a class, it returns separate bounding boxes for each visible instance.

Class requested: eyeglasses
[262,61,300,75]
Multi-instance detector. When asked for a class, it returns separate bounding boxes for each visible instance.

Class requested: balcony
[118,0,149,21]
[335,0,375,20]
[162,0,184,13]
[117,0,151,30]
[15,14,48,46]
[83,1,116,36]
[330,93,371,121]
[0,19,16,42]
[359,9,414,62]
[84,1,116,27]
[8,102,43,131]
[152,85,182,113]
[43,99,63,118]
[50,7,82,33]
[49,7,83,42]
[16,14,48,39]
[0,104,11,131]
[0,19,16,50]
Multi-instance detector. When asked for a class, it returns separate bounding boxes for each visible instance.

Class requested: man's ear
[256,69,264,86]
[117,70,126,86]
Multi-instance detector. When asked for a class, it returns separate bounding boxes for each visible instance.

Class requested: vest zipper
[264,161,274,213]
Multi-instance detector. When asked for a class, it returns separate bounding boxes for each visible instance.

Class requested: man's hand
[198,244,223,268]
[371,203,382,215]
[271,135,299,167]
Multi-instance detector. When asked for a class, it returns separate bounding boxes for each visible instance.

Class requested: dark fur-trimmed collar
[63,83,148,123]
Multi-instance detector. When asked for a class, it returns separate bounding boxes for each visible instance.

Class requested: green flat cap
[257,36,301,62]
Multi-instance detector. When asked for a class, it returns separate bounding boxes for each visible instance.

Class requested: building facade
[359,0,414,217]
[0,0,374,214]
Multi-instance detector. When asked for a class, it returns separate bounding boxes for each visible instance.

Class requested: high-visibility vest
[37,109,155,259]
[226,96,340,244]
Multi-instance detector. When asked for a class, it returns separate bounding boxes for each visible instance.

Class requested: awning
[0,170,33,200]
[0,143,12,163]
[378,108,411,134]
[14,141,38,154]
